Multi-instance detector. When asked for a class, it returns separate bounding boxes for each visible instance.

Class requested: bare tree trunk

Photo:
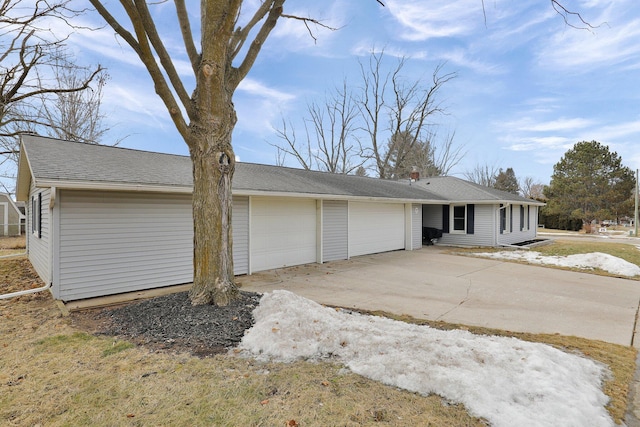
[187,106,239,306]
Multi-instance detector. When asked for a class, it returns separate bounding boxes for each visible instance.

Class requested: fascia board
[15,142,32,201]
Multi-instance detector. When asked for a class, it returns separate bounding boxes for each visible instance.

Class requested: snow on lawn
[473,251,640,277]
[239,290,613,427]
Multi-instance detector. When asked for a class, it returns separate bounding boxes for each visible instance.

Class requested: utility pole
[635,169,638,237]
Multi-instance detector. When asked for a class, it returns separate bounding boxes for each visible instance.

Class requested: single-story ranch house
[16,135,544,302]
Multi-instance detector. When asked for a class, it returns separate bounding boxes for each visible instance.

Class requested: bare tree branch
[174,0,199,73]
[280,13,339,43]
[551,0,600,30]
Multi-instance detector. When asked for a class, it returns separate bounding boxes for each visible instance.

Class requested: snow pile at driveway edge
[239,290,613,427]
[475,251,640,277]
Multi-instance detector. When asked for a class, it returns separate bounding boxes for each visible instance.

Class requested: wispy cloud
[503,117,596,133]
[504,136,574,152]
[536,2,640,72]
[384,0,485,41]
[237,78,296,103]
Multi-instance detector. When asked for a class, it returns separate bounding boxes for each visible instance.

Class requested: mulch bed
[72,291,262,357]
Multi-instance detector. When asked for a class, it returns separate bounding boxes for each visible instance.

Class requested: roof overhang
[28,180,446,205]
[442,199,546,207]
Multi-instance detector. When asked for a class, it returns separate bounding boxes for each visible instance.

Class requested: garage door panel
[251,197,316,271]
[349,202,405,257]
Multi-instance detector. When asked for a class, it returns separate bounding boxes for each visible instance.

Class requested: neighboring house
[413,176,545,247]
[16,135,543,302]
[0,193,24,237]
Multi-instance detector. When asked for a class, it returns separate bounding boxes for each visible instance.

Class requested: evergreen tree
[494,168,519,194]
[544,141,635,226]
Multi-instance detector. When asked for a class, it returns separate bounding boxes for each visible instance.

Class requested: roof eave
[30,180,445,204]
[34,179,193,194]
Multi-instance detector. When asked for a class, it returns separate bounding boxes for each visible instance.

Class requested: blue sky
[61,0,640,185]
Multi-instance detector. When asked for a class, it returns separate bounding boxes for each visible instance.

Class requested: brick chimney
[410,166,419,182]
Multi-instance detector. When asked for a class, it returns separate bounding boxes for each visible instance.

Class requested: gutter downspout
[0,251,27,259]
[0,282,51,300]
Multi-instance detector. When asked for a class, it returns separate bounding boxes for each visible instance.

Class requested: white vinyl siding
[56,191,193,301]
[27,185,51,285]
[322,200,348,262]
[411,204,422,250]
[232,196,249,275]
[250,197,316,272]
[349,202,405,257]
[423,204,495,247]
[497,205,538,246]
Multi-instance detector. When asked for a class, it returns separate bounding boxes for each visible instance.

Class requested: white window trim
[31,193,41,238]
[450,204,467,234]
[522,205,530,231]
[500,204,511,234]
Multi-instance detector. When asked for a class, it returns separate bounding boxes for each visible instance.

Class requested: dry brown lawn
[0,235,26,256]
[1,256,636,426]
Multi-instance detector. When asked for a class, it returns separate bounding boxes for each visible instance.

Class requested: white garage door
[251,197,317,272]
[349,202,405,257]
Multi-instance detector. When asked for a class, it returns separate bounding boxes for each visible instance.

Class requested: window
[31,193,41,238]
[451,205,466,233]
[443,204,474,235]
[500,204,511,234]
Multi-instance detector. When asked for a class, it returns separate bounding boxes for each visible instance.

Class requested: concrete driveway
[238,246,640,347]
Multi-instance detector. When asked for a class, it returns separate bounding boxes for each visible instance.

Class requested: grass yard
[0,255,636,426]
[535,239,640,268]
[0,235,26,256]
[455,238,640,280]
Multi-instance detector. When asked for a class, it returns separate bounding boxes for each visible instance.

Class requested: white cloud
[537,11,640,72]
[505,136,574,152]
[523,117,594,132]
[384,0,485,41]
[595,120,640,141]
[237,78,296,103]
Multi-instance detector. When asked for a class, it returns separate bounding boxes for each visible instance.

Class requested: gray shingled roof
[412,175,543,205]
[19,135,446,202]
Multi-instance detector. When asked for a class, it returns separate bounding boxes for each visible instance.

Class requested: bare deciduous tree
[520,176,545,200]
[271,52,464,179]
[464,162,500,187]
[37,66,112,144]
[358,53,457,179]
[0,0,104,193]
[272,81,363,174]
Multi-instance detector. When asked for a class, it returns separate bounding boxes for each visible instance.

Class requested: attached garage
[250,197,317,272]
[55,191,252,300]
[56,190,193,300]
[349,202,405,257]
[17,136,447,302]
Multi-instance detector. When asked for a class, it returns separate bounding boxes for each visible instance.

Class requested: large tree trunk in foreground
[188,106,239,306]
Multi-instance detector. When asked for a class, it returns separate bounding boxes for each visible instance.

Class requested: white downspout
[0,282,51,299]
